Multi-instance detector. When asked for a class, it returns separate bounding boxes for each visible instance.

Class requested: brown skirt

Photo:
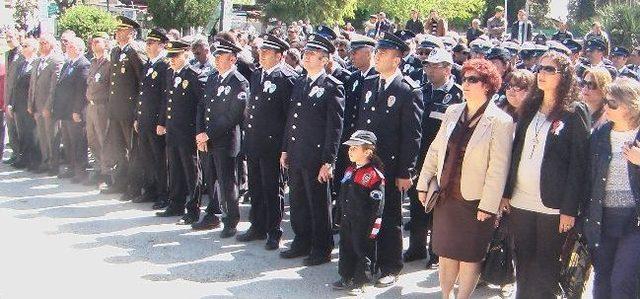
[432,196,495,263]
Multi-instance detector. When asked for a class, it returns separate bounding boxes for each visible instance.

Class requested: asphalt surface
[0,162,543,299]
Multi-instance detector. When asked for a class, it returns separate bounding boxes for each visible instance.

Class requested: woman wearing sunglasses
[501,51,590,298]
[500,69,535,120]
[584,77,640,299]
[580,67,613,130]
[416,59,514,299]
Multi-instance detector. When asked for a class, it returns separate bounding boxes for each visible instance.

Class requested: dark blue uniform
[160,65,206,213]
[355,72,423,276]
[135,57,170,203]
[400,54,422,76]
[283,71,345,258]
[244,64,297,241]
[197,67,249,229]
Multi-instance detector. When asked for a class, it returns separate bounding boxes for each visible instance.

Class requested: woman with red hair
[416,59,515,299]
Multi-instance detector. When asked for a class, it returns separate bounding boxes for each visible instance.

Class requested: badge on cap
[182,79,189,89]
[403,64,411,73]
[174,76,182,88]
[387,95,396,107]
[224,86,231,95]
[365,90,372,104]
[309,35,315,41]
[370,190,383,200]
[119,53,126,62]
[217,86,225,96]
[443,94,453,104]
[94,73,101,82]
[146,68,153,77]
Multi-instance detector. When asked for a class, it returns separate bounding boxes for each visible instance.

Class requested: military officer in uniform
[84,32,113,186]
[156,40,206,223]
[236,34,297,249]
[355,32,423,286]
[102,16,146,197]
[193,38,249,237]
[279,33,345,266]
[133,29,171,207]
[405,48,462,268]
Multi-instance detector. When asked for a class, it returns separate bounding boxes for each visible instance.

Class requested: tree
[58,5,119,40]
[586,3,640,47]
[12,0,38,30]
[568,0,596,24]
[265,0,358,25]
[53,0,79,14]
[147,0,219,30]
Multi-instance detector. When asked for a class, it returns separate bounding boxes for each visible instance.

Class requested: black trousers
[247,154,283,238]
[288,166,333,257]
[203,149,239,227]
[5,111,17,158]
[60,120,88,175]
[339,217,376,285]
[13,111,39,166]
[167,143,196,210]
[105,118,133,187]
[510,207,565,299]
[376,177,403,275]
[138,128,167,199]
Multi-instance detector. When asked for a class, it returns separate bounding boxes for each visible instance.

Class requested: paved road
[0,163,518,298]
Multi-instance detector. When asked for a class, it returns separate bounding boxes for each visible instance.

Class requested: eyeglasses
[605,97,619,110]
[462,76,482,84]
[579,79,598,90]
[505,83,526,92]
[537,65,561,74]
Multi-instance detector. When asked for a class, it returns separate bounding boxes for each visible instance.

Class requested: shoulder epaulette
[326,74,344,85]
[364,73,380,80]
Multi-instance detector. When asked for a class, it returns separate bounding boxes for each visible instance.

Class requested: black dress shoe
[265,237,280,250]
[177,212,199,225]
[425,255,439,269]
[332,278,354,290]
[132,193,155,203]
[403,248,427,262]
[236,228,266,242]
[191,214,221,231]
[302,255,331,266]
[220,227,237,238]
[279,248,310,259]
[152,200,169,210]
[156,206,185,217]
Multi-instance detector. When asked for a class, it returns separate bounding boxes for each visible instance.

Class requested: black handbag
[481,216,515,285]
[559,230,592,299]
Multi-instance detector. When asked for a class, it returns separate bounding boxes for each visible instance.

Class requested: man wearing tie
[510,10,533,44]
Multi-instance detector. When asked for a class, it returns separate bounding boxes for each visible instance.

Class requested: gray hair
[68,36,86,53]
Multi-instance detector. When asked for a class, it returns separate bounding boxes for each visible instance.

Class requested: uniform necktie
[379,78,386,94]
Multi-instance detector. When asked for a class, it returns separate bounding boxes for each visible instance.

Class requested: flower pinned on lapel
[174,76,182,88]
[551,120,565,136]
[269,84,277,93]
[224,86,231,95]
[365,90,372,104]
[387,95,396,107]
[309,86,319,97]
[217,86,225,96]
[94,73,101,82]
[119,53,126,62]
[146,68,153,77]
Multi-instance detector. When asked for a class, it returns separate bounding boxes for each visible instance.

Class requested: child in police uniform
[333,130,385,294]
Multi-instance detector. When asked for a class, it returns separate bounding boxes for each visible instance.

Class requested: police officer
[102,16,145,196]
[576,37,614,79]
[469,38,492,60]
[408,35,444,83]
[515,42,540,72]
[355,32,423,286]
[394,30,421,76]
[236,34,297,249]
[486,47,513,106]
[156,40,206,223]
[405,48,461,268]
[133,28,171,207]
[610,46,639,80]
[562,38,583,64]
[194,38,249,238]
[279,33,345,266]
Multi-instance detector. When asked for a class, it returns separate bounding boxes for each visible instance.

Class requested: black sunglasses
[505,83,526,92]
[605,98,619,110]
[537,65,561,74]
[579,79,598,90]
[462,76,481,84]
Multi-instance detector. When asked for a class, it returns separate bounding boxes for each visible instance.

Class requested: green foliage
[265,0,358,25]
[568,0,596,25]
[578,3,640,48]
[12,0,38,30]
[147,0,219,29]
[58,5,119,40]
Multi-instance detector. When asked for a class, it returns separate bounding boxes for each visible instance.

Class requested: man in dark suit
[355,32,423,286]
[133,29,171,208]
[3,29,22,165]
[236,34,297,249]
[102,16,146,197]
[156,40,206,222]
[510,9,533,44]
[279,33,345,266]
[405,9,424,34]
[51,37,90,182]
[193,38,249,238]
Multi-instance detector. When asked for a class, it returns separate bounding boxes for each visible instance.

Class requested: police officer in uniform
[194,38,249,238]
[355,32,423,286]
[576,37,615,79]
[610,46,639,80]
[156,40,206,223]
[102,16,146,196]
[408,35,444,83]
[405,48,462,268]
[394,30,422,76]
[236,34,297,249]
[561,38,583,64]
[133,29,171,207]
[279,33,345,266]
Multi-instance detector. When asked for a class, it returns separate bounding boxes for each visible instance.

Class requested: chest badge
[119,53,126,62]
[224,86,231,95]
[151,71,158,79]
[387,95,396,107]
[182,79,189,89]
[120,67,126,74]
[263,80,272,92]
[443,94,453,104]
[352,80,359,91]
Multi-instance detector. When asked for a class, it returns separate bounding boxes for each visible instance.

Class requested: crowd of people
[1,5,640,298]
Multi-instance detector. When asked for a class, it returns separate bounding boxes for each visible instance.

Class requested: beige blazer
[28,54,64,113]
[416,101,515,214]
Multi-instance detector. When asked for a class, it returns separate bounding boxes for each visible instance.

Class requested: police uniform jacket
[355,72,423,179]
[331,65,352,85]
[86,56,111,106]
[401,54,422,75]
[52,55,90,120]
[244,64,297,158]
[136,57,170,131]
[283,72,345,169]
[108,43,146,121]
[420,78,463,164]
[344,68,377,140]
[160,65,205,147]
[197,67,249,157]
